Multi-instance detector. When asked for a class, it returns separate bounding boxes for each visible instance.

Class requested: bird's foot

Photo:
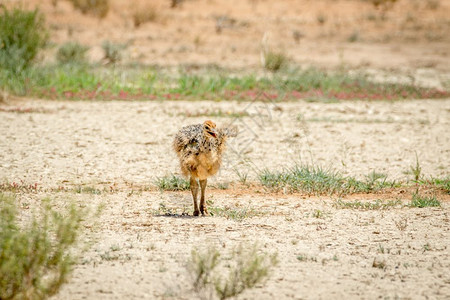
[200,207,208,216]
[193,210,200,216]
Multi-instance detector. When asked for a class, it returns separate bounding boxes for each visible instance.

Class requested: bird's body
[173,123,226,180]
[173,120,234,216]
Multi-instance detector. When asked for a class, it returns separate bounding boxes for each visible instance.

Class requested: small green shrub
[68,0,109,18]
[0,193,86,299]
[188,246,220,291]
[0,6,48,73]
[56,42,89,64]
[187,243,278,300]
[263,50,287,72]
[101,41,126,64]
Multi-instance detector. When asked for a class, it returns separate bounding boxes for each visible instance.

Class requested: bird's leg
[199,179,208,216]
[190,177,200,216]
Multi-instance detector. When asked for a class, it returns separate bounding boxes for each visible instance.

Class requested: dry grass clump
[68,0,109,18]
[131,2,160,27]
[263,50,288,72]
[56,41,89,64]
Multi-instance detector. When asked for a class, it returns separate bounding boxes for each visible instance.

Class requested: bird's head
[203,120,218,139]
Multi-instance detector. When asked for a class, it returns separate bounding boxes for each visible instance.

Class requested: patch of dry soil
[1,98,449,186]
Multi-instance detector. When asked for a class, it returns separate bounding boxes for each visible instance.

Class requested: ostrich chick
[173,120,232,216]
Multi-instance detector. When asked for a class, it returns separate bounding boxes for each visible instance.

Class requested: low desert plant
[409,153,422,181]
[259,165,398,195]
[74,185,101,195]
[188,246,220,291]
[409,191,440,208]
[155,174,190,191]
[263,50,287,72]
[334,199,402,210]
[68,0,109,18]
[56,42,89,65]
[101,41,126,64]
[347,30,360,43]
[187,243,278,300]
[0,193,86,299]
[430,176,450,194]
[372,257,386,270]
[0,6,48,73]
[208,205,266,221]
[132,3,158,27]
[170,0,184,8]
[426,0,440,10]
[233,168,249,185]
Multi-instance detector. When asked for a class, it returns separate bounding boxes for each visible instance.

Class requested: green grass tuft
[208,205,266,221]
[334,199,402,210]
[409,191,441,208]
[155,175,190,191]
[259,165,397,195]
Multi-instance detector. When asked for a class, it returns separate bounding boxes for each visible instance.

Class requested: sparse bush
[188,246,220,291]
[187,243,278,300]
[132,3,158,27]
[263,50,287,72]
[426,0,440,10]
[365,0,398,9]
[155,174,190,191]
[56,42,89,64]
[101,41,126,64]
[317,13,327,25]
[0,6,48,73]
[170,0,184,8]
[347,30,360,43]
[0,193,86,299]
[68,0,109,18]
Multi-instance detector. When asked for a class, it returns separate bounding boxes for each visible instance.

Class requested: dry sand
[1,98,449,299]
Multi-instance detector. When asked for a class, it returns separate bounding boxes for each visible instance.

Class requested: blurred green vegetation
[0,193,87,299]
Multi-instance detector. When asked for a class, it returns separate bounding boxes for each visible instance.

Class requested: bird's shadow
[153,212,198,219]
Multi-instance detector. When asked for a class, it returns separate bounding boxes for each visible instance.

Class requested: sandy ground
[1,98,449,186]
[1,98,449,299]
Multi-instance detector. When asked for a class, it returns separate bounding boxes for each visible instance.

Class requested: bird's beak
[207,128,217,138]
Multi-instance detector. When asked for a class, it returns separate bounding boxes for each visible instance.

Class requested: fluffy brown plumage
[173,120,235,216]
